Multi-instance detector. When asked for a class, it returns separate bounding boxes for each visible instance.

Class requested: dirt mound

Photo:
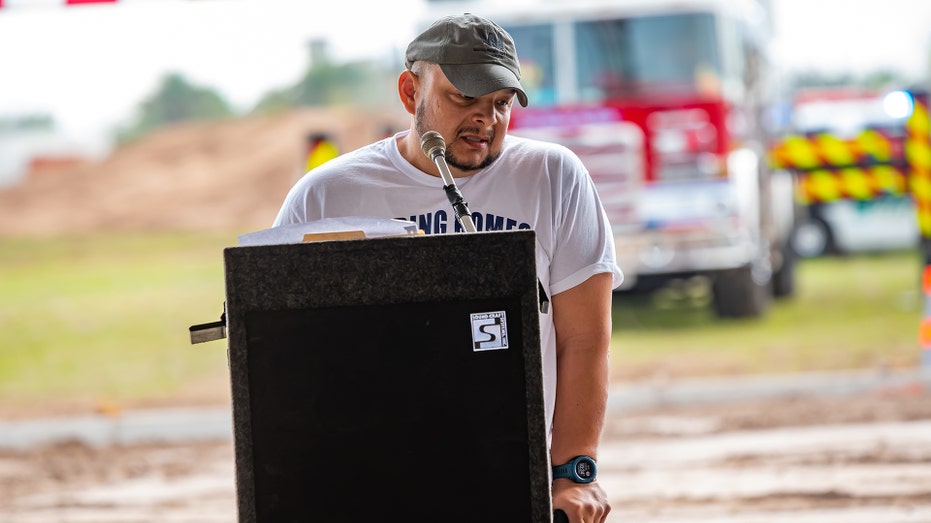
[0,106,408,236]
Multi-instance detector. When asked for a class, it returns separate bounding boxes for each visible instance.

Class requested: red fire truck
[431,0,795,317]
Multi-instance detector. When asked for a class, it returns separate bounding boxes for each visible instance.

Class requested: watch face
[575,459,594,479]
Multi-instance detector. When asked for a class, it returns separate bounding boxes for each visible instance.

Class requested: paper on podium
[237,217,421,247]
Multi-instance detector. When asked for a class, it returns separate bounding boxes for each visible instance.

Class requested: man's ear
[398,70,417,115]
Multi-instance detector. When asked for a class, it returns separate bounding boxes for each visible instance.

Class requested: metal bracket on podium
[189,304,227,344]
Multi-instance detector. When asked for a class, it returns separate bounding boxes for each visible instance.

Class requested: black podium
[223,230,551,522]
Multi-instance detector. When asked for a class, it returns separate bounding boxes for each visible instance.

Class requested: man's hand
[552,479,610,523]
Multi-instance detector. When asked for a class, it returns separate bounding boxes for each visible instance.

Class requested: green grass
[0,232,924,408]
[610,250,924,380]
[0,232,235,406]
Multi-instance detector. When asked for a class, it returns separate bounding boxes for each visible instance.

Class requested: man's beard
[415,101,499,173]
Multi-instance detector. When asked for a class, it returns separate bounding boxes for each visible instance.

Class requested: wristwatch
[552,455,597,483]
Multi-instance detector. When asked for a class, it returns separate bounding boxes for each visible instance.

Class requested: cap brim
[440,63,529,107]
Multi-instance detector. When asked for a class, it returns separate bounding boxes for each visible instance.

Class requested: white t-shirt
[274,130,623,435]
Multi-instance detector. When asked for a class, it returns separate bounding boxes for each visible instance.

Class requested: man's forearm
[548,272,613,464]
[550,345,609,464]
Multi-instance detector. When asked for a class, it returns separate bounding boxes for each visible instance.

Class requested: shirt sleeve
[548,151,624,295]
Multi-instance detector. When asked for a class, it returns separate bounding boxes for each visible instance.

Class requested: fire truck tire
[791,217,834,258]
[771,241,797,298]
[711,265,772,318]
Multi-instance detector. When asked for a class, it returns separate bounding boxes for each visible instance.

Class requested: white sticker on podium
[470,311,509,352]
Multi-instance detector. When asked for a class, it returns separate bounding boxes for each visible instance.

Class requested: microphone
[421,130,446,164]
[420,131,476,233]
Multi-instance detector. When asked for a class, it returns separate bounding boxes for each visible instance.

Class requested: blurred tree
[862,70,910,89]
[252,41,396,115]
[0,113,55,134]
[114,43,399,141]
[251,89,295,115]
[116,73,235,142]
[789,69,912,91]
[789,70,858,90]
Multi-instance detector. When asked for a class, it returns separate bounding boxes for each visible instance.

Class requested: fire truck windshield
[506,12,720,107]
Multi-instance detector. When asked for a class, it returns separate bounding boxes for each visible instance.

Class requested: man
[274,13,621,522]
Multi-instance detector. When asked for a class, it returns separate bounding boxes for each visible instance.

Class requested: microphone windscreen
[420,131,446,160]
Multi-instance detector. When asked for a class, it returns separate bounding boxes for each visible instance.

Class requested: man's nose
[471,99,498,126]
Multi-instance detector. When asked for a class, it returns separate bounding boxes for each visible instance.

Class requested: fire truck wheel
[711,265,772,318]
[771,241,797,298]
[791,217,834,258]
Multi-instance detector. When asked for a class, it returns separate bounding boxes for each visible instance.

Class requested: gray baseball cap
[405,13,528,107]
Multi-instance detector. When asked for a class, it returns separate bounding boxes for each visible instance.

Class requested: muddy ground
[2,390,930,522]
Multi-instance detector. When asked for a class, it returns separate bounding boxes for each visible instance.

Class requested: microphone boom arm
[421,131,477,232]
